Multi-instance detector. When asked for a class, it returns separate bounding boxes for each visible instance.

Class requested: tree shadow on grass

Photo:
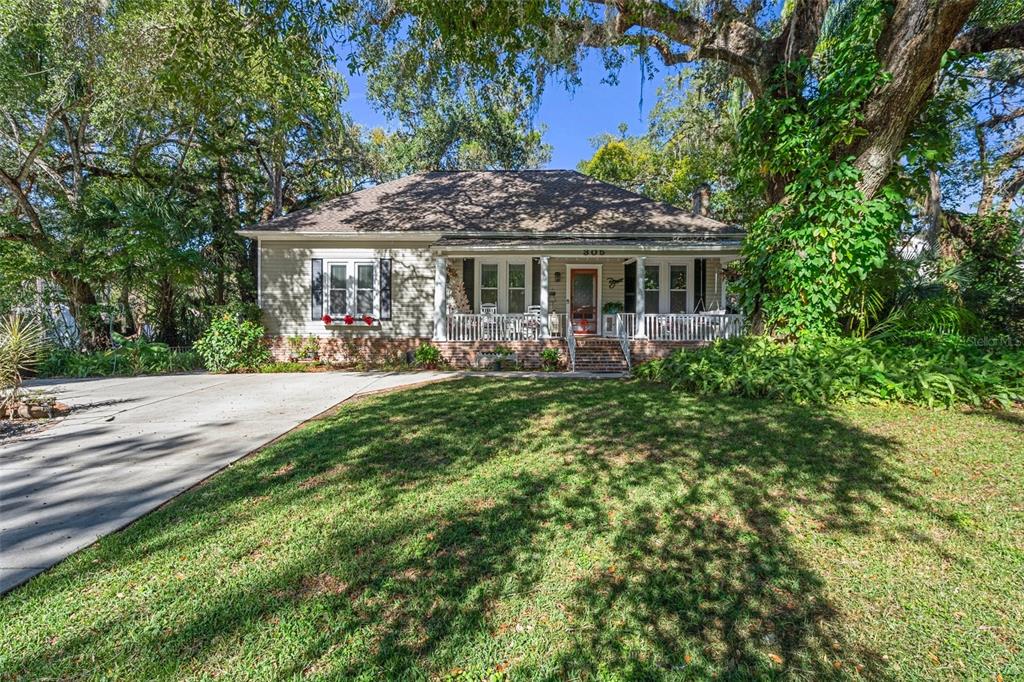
[2,379,957,679]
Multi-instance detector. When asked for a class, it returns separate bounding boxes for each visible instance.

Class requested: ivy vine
[734,0,909,336]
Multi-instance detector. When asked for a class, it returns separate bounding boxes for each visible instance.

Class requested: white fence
[447,313,566,342]
[622,313,745,342]
[446,312,743,343]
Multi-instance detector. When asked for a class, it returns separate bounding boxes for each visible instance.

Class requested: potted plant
[299,335,320,362]
[0,314,67,419]
[479,342,516,368]
[286,335,304,362]
[540,347,561,372]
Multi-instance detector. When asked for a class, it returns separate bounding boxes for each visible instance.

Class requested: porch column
[634,256,646,338]
[539,256,550,338]
[433,256,447,341]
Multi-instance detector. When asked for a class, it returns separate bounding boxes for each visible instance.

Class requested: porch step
[572,337,629,373]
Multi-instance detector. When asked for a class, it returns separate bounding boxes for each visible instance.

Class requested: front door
[570,269,598,335]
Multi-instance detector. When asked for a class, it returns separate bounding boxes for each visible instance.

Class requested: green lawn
[2,379,1022,680]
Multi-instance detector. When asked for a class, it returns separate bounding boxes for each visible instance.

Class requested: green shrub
[413,343,443,368]
[38,343,203,378]
[602,301,624,315]
[193,314,270,373]
[636,335,1024,408]
[1,314,46,408]
[540,347,561,371]
[259,361,314,373]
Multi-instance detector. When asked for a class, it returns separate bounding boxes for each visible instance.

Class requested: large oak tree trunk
[52,271,110,350]
[155,275,179,346]
[851,0,978,198]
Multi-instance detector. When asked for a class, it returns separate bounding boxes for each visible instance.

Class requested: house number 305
[582,249,606,255]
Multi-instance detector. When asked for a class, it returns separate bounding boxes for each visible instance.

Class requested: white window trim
[640,258,696,313]
[325,259,378,318]
[668,263,689,314]
[506,261,529,314]
[475,257,533,314]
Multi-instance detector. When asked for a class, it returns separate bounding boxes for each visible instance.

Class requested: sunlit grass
[2,379,1022,680]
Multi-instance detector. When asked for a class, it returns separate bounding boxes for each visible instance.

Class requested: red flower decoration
[363,315,375,326]
[321,314,333,325]
[343,314,354,325]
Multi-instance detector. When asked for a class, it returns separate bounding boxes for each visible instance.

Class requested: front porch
[430,248,744,371]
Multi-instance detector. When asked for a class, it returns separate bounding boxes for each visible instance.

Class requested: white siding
[260,240,737,339]
[260,239,435,338]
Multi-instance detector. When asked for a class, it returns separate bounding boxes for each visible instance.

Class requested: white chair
[480,304,498,340]
[524,305,543,340]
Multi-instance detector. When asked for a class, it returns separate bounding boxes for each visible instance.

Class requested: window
[329,264,347,316]
[326,260,375,317]
[670,265,688,313]
[644,265,660,313]
[480,264,498,306]
[355,263,374,315]
[508,263,526,313]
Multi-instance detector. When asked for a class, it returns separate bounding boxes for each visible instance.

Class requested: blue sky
[343,52,655,170]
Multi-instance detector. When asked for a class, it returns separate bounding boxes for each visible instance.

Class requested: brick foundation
[268,335,694,370]
[268,336,429,365]
[436,340,566,370]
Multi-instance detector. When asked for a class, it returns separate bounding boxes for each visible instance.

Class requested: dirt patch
[271,462,295,477]
[276,573,350,601]
[298,463,350,490]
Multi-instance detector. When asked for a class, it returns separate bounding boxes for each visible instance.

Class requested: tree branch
[576,1,767,94]
[0,167,49,245]
[952,20,1024,54]
[771,0,829,66]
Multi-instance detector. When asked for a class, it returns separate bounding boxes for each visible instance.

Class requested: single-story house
[238,170,744,371]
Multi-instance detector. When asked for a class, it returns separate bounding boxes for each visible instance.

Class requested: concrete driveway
[0,371,449,593]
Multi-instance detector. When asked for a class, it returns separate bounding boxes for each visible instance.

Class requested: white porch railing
[446,312,743,343]
[627,313,744,342]
[614,314,631,372]
[447,312,567,342]
[565,324,576,372]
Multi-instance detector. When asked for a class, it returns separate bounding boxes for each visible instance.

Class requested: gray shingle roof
[241,170,741,236]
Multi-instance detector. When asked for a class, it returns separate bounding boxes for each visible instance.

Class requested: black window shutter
[462,258,475,312]
[624,261,637,314]
[311,258,323,320]
[693,258,707,312]
[379,258,392,320]
[531,258,541,306]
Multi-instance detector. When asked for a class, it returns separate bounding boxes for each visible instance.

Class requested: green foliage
[39,342,202,378]
[540,347,561,371]
[734,0,911,336]
[258,361,319,373]
[578,69,761,224]
[0,0,348,348]
[0,314,46,408]
[413,343,443,368]
[637,336,1024,408]
[601,301,624,315]
[286,334,320,360]
[193,314,270,373]
[949,214,1024,337]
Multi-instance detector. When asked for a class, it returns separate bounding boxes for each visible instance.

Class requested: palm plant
[0,314,47,414]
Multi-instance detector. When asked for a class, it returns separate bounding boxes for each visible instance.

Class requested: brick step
[572,335,629,373]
